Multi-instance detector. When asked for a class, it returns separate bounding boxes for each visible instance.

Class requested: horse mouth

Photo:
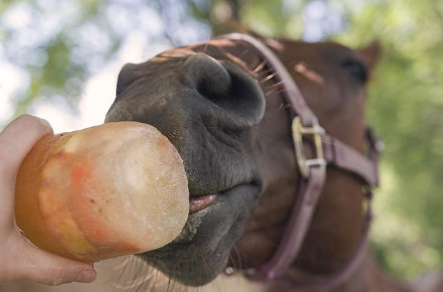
[142,182,260,286]
[189,193,217,214]
[188,186,245,214]
[172,183,259,244]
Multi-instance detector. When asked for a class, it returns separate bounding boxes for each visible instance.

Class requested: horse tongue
[189,194,217,214]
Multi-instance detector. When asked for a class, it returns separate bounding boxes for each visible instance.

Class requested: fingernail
[34,116,54,133]
[75,270,97,283]
[34,116,49,126]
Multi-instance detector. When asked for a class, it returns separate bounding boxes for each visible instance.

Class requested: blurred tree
[0,0,210,124]
[333,0,443,278]
[1,0,443,279]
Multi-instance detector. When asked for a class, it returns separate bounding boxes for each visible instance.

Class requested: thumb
[0,115,53,227]
[11,236,96,286]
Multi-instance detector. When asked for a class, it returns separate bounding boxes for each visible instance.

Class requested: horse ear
[357,40,382,71]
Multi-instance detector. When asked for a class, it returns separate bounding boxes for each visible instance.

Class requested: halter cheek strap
[219,33,381,290]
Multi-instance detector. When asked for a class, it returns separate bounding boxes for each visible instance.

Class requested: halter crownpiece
[219,33,381,289]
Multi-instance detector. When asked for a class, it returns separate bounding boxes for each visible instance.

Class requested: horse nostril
[183,53,265,129]
[184,53,231,99]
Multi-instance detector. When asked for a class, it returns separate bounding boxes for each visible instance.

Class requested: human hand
[0,115,97,285]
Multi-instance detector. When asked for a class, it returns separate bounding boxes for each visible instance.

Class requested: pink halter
[220,33,382,290]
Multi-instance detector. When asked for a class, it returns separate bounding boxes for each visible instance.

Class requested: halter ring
[292,116,326,178]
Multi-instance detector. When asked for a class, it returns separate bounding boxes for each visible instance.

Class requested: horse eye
[341,59,368,84]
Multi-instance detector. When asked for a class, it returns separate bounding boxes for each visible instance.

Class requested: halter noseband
[220,33,382,289]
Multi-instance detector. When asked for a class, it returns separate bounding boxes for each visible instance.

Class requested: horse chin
[139,183,260,286]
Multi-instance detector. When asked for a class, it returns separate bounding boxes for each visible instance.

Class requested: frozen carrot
[15,122,189,263]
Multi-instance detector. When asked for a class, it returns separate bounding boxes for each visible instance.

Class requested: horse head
[105,35,381,287]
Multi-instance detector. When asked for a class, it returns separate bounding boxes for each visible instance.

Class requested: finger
[9,236,96,286]
[0,114,53,185]
[0,115,53,223]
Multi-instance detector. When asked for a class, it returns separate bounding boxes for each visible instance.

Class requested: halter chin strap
[219,33,382,289]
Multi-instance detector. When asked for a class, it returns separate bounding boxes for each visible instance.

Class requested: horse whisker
[270,80,285,88]
[259,73,278,84]
[253,60,267,73]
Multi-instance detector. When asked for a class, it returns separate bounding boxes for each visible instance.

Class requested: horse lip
[172,183,259,244]
[187,182,253,214]
[189,193,217,214]
[187,187,236,214]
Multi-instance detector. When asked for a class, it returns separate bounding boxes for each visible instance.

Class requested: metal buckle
[292,116,326,178]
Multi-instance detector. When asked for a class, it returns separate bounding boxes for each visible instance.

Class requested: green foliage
[332,0,443,278]
[0,0,117,119]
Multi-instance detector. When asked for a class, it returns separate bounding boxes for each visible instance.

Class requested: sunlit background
[1,0,443,280]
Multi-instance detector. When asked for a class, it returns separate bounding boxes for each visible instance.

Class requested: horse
[103,33,413,292]
[2,34,442,292]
